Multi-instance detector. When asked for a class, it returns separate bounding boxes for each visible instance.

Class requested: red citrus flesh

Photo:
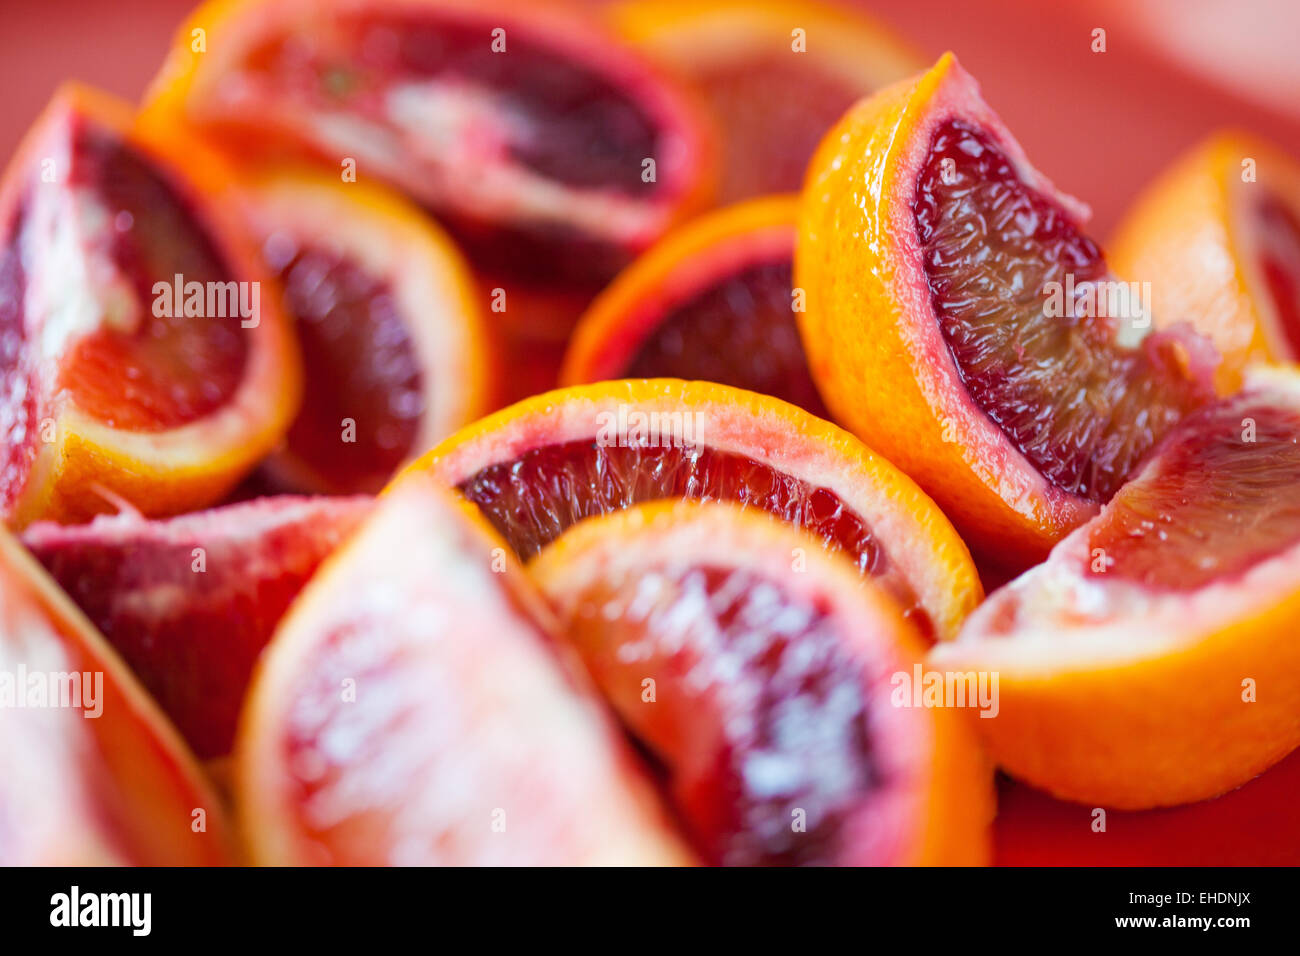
[915,119,1216,502]
[0,99,252,509]
[1258,195,1300,357]
[1086,390,1300,591]
[237,477,690,865]
[23,495,371,758]
[458,439,924,635]
[153,0,715,285]
[267,241,421,491]
[617,259,828,418]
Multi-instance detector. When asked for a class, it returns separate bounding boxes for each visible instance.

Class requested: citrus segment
[406,379,982,642]
[563,196,828,417]
[797,54,1217,562]
[236,476,691,865]
[934,366,1300,808]
[147,0,717,285]
[610,0,920,202]
[529,501,992,865]
[0,528,233,864]
[1110,132,1300,388]
[23,495,372,759]
[0,84,300,527]
[246,171,492,493]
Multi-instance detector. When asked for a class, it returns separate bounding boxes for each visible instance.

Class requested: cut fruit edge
[242,167,495,492]
[2,83,302,527]
[561,194,798,385]
[0,527,236,863]
[796,52,1217,561]
[527,498,994,865]
[1109,131,1300,386]
[401,378,983,642]
[234,475,693,865]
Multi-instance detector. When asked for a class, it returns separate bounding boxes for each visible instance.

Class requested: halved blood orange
[404,379,982,641]
[797,54,1218,564]
[0,84,300,528]
[562,196,828,417]
[243,170,493,494]
[933,366,1300,809]
[529,500,992,865]
[0,528,233,864]
[1110,132,1300,391]
[23,494,373,760]
[609,0,921,203]
[236,474,692,865]
[146,0,717,286]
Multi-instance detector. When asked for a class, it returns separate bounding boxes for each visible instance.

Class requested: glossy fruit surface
[0,84,300,526]
[236,474,692,865]
[530,500,993,865]
[796,54,1217,563]
[0,528,233,864]
[934,366,1300,808]
[24,494,372,758]
[407,379,982,641]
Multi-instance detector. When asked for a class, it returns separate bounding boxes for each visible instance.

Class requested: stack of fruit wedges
[2,0,1299,866]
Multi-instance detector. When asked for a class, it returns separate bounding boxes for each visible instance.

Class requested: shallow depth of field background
[2,0,1300,236]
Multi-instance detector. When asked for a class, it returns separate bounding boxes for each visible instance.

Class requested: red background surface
[3,0,1298,865]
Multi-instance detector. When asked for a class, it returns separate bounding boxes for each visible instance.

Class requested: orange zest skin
[242,167,495,493]
[528,499,993,865]
[0,529,235,864]
[1109,132,1300,392]
[1,84,301,528]
[796,54,1103,564]
[561,194,797,385]
[401,378,983,642]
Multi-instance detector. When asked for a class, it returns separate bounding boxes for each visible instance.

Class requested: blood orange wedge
[796,54,1219,564]
[0,528,233,864]
[562,195,828,418]
[609,0,920,203]
[0,84,300,528]
[245,170,493,494]
[1110,132,1300,391]
[405,379,982,641]
[236,474,692,865]
[529,500,993,865]
[146,0,717,286]
[933,366,1300,809]
[22,495,372,760]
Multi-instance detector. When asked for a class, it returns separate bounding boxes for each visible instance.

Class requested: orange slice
[1110,132,1300,391]
[243,169,493,493]
[236,473,692,865]
[0,527,234,864]
[0,84,300,527]
[404,379,981,641]
[146,0,717,287]
[934,366,1300,808]
[796,54,1217,565]
[610,0,921,203]
[529,500,992,865]
[563,195,828,417]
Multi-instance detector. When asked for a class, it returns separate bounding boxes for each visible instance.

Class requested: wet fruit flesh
[561,561,878,865]
[621,260,829,417]
[1088,393,1300,590]
[53,121,248,430]
[457,439,928,636]
[1257,196,1300,358]
[914,119,1211,501]
[266,238,421,491]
